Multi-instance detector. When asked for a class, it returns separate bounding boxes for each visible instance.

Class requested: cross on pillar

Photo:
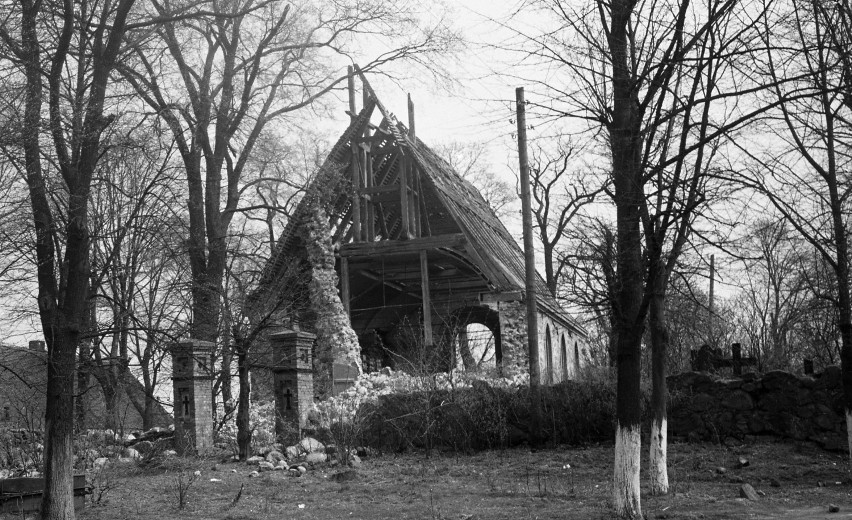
[182,394,191,416]
[284,388,293,410]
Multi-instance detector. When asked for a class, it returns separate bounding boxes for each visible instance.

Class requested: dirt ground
[73,439,852,520]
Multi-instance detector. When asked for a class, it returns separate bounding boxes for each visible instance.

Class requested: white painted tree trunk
[649,417,669,495]
[613,422,642,519]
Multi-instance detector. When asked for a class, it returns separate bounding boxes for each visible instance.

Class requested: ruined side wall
[497,301,527,376]
[668,367,846,451]
[303,206,361,397]
[535,314,587,384]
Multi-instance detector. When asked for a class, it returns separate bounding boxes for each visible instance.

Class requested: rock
[248,471,260,478]
[769,478,780,488]
[348,454,362,468]
[276,460,289,470]
[162,450,177,458]
[122,448,140,460]
[299,437,324,454]
[715,467,727,475]
[247,456,264,465]
[134,440,154,455]
[829,504,840,513]
[722,390,754,411]
[266,450,286,464]
[305,452,327,464]
[258,461,275,472]
[288,468,301,477]
[285,445,301,459]
[297,465,307,475]
[739,484,759,501]
[737,457,749,468]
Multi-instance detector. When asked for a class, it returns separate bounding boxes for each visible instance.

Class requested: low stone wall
[668,367,846,451]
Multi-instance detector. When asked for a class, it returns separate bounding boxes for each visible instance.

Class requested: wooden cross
[284,388,293,410]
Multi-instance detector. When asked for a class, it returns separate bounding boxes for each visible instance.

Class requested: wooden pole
[517,87,542,443]
[408,93,416,141]
[348,66,361,242]
[420,250,433,347]
[709,254,715,346]
[348,66,356,121]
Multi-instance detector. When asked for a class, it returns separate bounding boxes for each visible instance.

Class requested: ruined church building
[252,74,588,385]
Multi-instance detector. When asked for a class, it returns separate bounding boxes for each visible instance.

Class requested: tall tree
[519,0,773,513]
[121,0,456,348]
[739,0,852,454]
[0,0,138,515]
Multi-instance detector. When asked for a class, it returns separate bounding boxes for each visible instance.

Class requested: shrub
[312,367,628,454]
[217,401,278,456]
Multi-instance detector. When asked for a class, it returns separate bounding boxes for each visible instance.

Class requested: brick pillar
[271,331,315,438]
[171,340,214,455]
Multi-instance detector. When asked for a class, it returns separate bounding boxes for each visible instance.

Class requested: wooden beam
[348,66,356,121]
[420,250,433,347]
[339,233,466,258]
[399,158,410,239]
[357,269,421,300]
[360,185,399,196]
[350,149,361,242]
[408,93,415,141]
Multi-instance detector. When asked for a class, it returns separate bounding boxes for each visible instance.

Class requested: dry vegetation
[73,440,851,520]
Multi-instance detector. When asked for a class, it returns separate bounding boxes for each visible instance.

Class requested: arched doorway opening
[449,306,502,374]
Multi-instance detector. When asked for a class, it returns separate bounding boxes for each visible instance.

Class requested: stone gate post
[171,339,214,455]
[270,331,315,438]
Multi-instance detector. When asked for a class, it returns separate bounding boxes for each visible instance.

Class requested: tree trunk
[102,380,118,432]
[609,0,646,508]
[42,332,77,520]
[236,344,251,461]
[649,292,670,495]
[76,341,90,432]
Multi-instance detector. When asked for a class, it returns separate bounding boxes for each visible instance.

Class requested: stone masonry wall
[497,301,527,377]
[668,367,846,451]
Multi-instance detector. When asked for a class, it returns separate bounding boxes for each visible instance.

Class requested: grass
[75,439,852,520]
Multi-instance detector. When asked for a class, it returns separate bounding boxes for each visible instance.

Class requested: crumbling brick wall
[302,205,362,397]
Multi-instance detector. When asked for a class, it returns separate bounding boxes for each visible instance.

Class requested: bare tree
[0,0,140,515]
[528,142,603,298]
[736,0,852,454]
[120,0,458,349]
[517,0,774,513]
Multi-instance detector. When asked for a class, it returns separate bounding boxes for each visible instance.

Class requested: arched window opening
[545,325,553,384]
[561,335,568,381]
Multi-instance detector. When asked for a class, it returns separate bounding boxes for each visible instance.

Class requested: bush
[314,367,634,454]
[217,401,278,456]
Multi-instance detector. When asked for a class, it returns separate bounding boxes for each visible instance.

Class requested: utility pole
[516,87,543,445]
[708,254,715,347]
